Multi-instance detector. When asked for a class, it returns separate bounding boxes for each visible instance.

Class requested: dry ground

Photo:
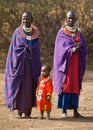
[0,68,93,130]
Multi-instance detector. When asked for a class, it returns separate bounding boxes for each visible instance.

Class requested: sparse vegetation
[0,0,93,67]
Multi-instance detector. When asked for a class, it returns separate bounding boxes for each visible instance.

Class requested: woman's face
[66,11,77,27]
[22,12,32,28]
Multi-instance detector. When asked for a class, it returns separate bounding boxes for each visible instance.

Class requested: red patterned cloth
[37,77,53,112]
[63,51,80,95]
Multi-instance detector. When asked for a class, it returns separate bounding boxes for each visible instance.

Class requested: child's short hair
[42,64,51,73]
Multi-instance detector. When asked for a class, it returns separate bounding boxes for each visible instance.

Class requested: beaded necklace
[63,25,80,37]
[19,24,39,40]
[23,25,32,32]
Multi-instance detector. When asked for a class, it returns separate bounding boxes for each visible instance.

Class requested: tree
[0,0,93,65]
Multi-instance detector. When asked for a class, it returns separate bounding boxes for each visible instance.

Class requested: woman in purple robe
[5,11,41,118]
[53,10,86,117]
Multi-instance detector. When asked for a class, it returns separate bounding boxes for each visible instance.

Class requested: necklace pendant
[71,33,75,37]
[26,36,31,40]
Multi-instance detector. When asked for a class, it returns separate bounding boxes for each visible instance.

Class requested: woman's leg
[62,109,67,117]
[73,108,82,117]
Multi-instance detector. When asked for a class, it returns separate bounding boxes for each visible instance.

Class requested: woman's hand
[72,43,81,52]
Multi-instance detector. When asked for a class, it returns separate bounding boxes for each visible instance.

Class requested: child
[36,65,53,120]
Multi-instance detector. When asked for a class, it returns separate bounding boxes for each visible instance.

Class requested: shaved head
[22,11,33,21]
[66,10,77,19]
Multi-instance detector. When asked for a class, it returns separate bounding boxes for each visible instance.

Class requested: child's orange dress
[37,77,53,112]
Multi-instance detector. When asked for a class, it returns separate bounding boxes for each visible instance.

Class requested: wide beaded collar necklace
[19,24,39,40]
[63,25,80,37]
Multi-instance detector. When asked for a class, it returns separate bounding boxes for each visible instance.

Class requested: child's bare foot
[46,117,50,120]
[39,115,44,119]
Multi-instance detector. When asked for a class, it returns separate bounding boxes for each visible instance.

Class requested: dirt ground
[0,68,93,130]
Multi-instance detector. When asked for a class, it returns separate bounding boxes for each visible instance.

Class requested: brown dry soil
[0,68,93,130]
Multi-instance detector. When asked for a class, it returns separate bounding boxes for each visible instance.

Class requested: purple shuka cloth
[5,25,41,111]
[53,28,87,95]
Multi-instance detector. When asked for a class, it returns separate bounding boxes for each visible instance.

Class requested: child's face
[41,66,50,78]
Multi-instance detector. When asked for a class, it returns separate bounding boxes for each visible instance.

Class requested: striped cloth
[5,24,41,110]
